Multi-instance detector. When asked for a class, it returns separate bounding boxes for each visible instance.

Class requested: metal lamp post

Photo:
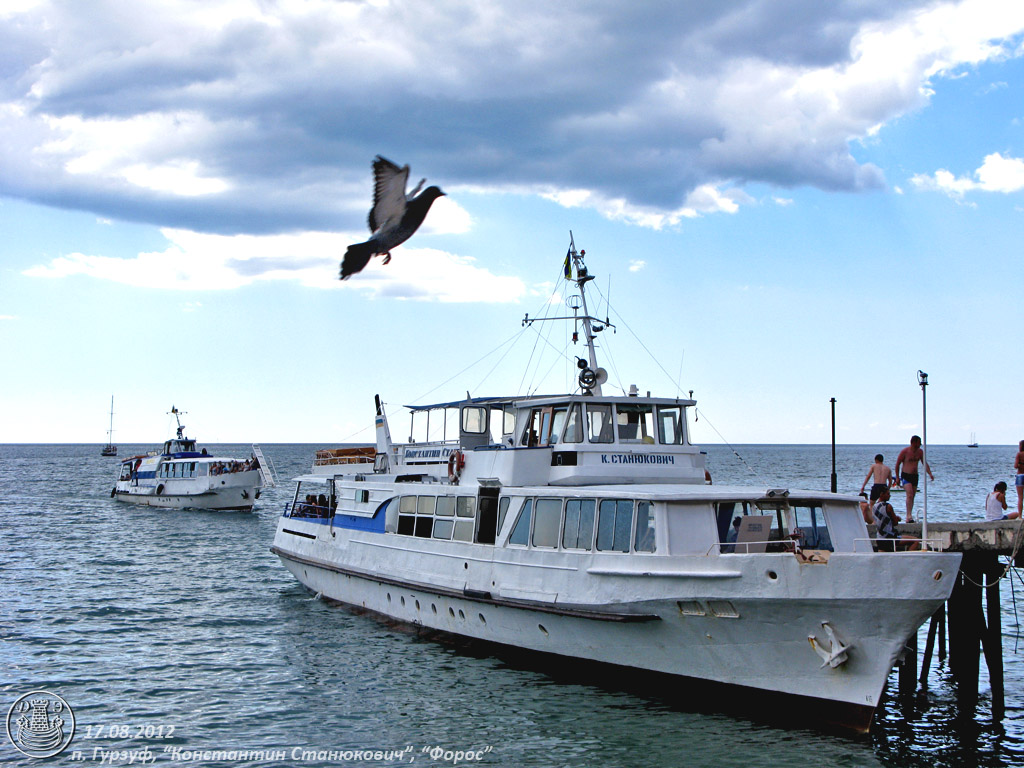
[918,370,928,550]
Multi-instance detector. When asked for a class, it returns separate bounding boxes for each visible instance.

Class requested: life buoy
[447,450,466,483]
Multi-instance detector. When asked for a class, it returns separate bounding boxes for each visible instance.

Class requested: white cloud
[22,226,522,301]
[121,161,230,197]
[1,1,1023,231]
[0,314,18,320]
[628,260,646,272]
[911,152,1024,197]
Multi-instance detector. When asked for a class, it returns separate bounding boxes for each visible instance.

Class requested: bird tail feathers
[340,241,376,280]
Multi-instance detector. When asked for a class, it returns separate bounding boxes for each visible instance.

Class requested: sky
[1,0,1024,447]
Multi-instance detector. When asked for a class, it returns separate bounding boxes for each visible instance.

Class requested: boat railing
[284,501,335,519]
[851,536,944,553]
[711,538,802,555]
[314,447,376,466]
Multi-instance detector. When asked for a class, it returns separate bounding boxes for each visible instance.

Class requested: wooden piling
[918,607,941,688]
[895,520,1021,722]
[982,553,1005,720]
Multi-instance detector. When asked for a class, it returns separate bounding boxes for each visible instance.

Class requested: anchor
[808,621,851,668]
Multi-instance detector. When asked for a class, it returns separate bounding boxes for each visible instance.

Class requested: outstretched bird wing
[368,156,409,233]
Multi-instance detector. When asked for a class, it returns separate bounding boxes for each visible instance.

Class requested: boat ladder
[251,443,278,488]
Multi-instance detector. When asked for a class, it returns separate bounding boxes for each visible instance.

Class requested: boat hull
[114,475,260,511]
[114,489,257,511]
[271,527,959,734]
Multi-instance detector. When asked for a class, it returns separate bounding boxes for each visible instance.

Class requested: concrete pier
[894,520,1023,720]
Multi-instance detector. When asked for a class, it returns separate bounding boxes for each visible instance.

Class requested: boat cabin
[393,393,706,487]
[163,437,202,456]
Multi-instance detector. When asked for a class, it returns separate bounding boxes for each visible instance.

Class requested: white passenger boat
[271,241,961,733]
[113,407,274,511]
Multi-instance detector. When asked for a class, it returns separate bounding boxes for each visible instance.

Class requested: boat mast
[568,232,603,395]
[107,395,115,443]
[168,406,187,440]
[522,233,613,396]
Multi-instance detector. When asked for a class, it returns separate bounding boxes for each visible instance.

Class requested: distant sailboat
[967,432,979,448]
[101,396,117,456]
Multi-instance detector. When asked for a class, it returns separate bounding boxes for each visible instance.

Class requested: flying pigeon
[339,156,445,280]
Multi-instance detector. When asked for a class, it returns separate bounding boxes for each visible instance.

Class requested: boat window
[398,495,416,535]
[497,497,511,536]
[521,408,542,447]
[617,403,654,443]
[509,499,533,546]
[597,499,633,552]
[549,408,568,445]
[503,408,516,436]
[716,501,830,554]
[436,497,455,516]
[561,403,583,443]
[489,407,509,443]
[398,514,415,535]
[532,498,562,548]
[415,514,433,538]
[563,499,596,550]
[586,404,614,443]
[462,406,487,434]
[432,518,454,540]
[453,520,474,542]
[657,406,684,445]
[539,410,553,445]
[456,497,475,518]
[417,496,436,516]
[789,505,833,551]
[634,501,656,552]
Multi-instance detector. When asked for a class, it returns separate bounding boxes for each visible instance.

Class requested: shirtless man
[895,435,933,523]
[1014,440,1024,517]
[859,454,894,503]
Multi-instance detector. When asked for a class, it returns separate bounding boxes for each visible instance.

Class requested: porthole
[415,600,421,610]
[449,607,455,618]
[432,604,438,614]
[767,570,778,581]
[933,570,944,581]
[478,613,486,624]
[458,609,465,620]
[538,624,548,636]
[400,596,406,607]
[387,593,392,603]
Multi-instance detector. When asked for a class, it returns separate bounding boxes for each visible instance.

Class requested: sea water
[2,443,1022,767]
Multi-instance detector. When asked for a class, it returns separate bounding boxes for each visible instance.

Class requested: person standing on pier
[895,435,933,523]
[1014,440,1024,517]
[859,454,894,502]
